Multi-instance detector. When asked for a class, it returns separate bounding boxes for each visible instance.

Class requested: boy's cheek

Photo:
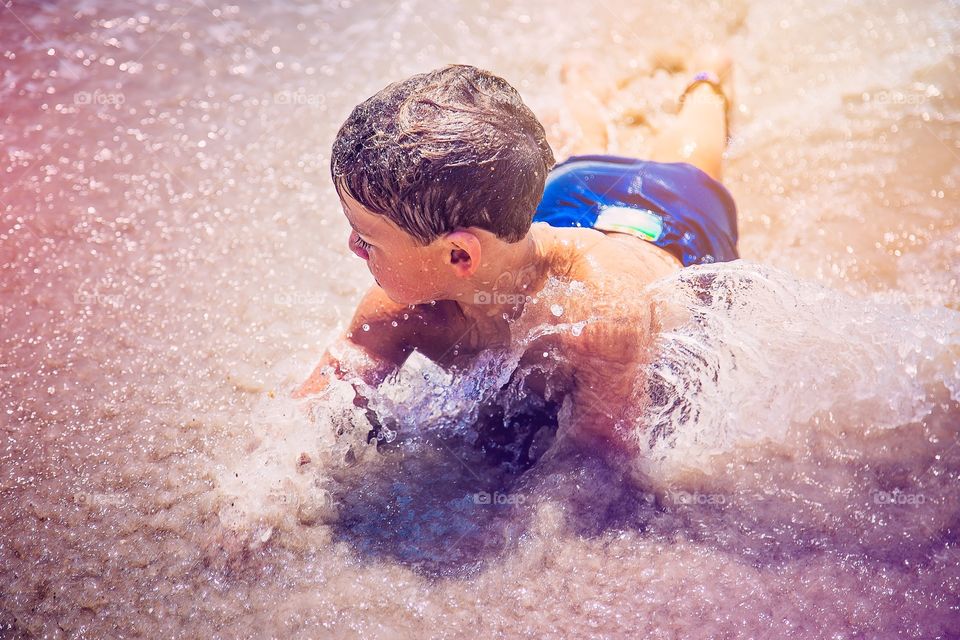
[372,270,420,305]
[364,258,384,288]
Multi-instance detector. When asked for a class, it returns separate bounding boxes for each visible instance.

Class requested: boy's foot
[559,51,617,104]
[647,45,733,179]
[678,46,734,143]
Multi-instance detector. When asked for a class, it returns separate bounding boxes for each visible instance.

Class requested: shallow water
[2,0,959,638]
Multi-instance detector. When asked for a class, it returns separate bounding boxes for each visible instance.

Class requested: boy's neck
[453,226,551,324]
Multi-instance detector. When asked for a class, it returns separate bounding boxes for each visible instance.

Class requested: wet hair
[330,64,556,244]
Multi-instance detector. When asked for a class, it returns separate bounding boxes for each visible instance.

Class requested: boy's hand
[293,284,419,400]
[293,340,390,446]
[293,351,339,398]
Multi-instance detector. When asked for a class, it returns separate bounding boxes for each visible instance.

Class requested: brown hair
[331,64,556,244]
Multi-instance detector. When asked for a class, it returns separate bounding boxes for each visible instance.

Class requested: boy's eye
[354,235,372,251]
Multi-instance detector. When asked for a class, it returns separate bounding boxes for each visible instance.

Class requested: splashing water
[636,262,960,480]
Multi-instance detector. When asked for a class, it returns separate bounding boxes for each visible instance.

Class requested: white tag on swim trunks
[594,205,664,242]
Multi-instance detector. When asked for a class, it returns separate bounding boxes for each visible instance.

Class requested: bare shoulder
[534,226,677,354]
[528,227,683,448]
[534,223,682,288]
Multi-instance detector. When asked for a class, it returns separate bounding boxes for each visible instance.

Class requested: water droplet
[361,323,370,332]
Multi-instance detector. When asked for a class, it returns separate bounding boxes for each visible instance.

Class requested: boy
[295,53,739,452]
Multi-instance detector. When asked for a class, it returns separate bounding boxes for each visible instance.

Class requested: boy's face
[338,191,449,305]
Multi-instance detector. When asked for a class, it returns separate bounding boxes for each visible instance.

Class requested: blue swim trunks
[533,155,739,267]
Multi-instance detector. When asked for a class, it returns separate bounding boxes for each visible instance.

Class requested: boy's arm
[560,291,658,452]
[568,349,644,452]
[293,285,416,399]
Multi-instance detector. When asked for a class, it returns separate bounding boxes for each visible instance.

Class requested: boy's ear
[443,230,482,278]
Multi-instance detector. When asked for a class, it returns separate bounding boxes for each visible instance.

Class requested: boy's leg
[557,47,732,181]
[649,49,731,182]
[559,53,616,155]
